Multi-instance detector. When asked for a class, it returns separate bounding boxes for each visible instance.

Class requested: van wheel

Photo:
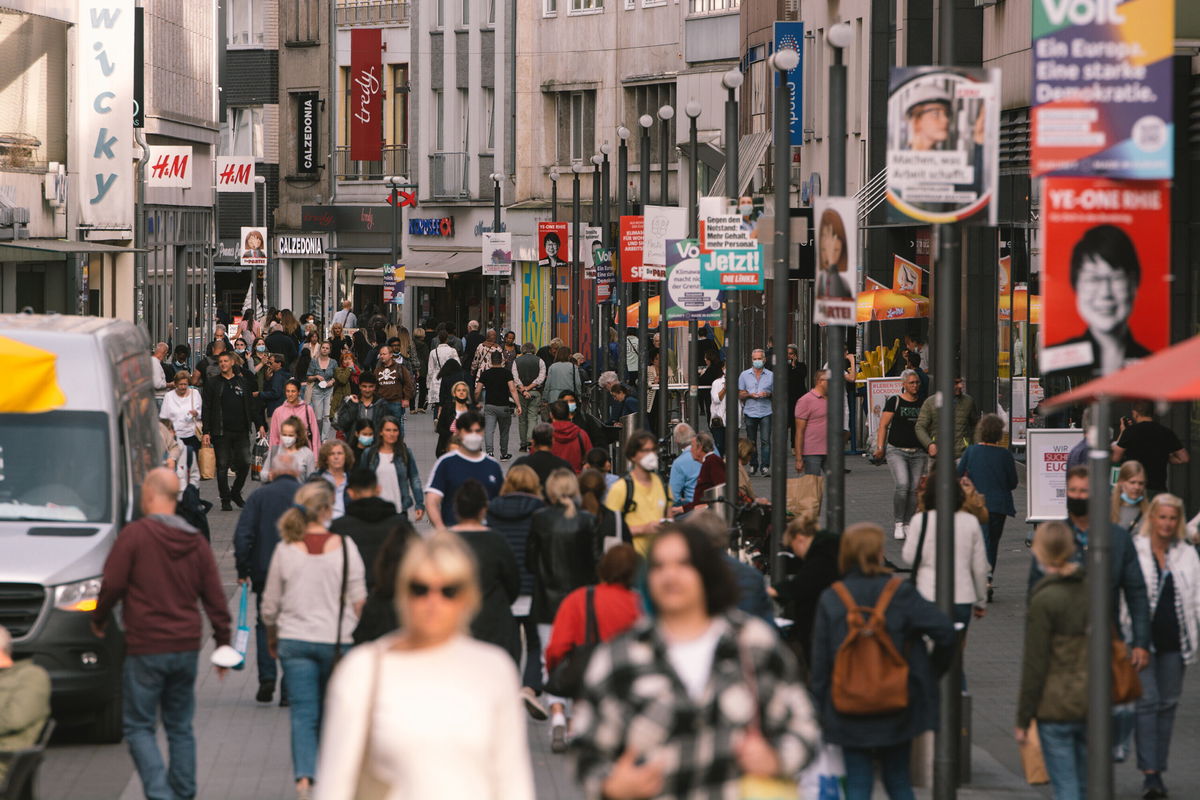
[88,690,124,744]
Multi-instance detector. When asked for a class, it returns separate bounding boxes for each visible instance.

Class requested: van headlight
[54,578,103,612]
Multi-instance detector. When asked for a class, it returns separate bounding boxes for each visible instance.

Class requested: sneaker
[231,492,246,508]
[748,467,758,477]
[1143,773,1167,799]
[521,687,548,721]
[501,453,513,461]
[1113,743,1128,763]
[221,499,233,512]
[893,522,906,540]
[551,724,568,753]
[256,681,275,703]
[760,467,770,477]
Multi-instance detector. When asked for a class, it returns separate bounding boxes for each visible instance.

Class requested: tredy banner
[1031,0,1174,178]
[350,28,383,162]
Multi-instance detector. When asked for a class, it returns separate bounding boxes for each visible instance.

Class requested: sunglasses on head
[408,581,464,599]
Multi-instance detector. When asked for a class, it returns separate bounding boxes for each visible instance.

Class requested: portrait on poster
[812,197,858,326]
[240,227,268,267]
[538,222,569,271]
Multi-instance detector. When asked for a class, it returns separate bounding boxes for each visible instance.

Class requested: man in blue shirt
[668,423,701,507]
[423,411,504,527]
[738,348,774,476]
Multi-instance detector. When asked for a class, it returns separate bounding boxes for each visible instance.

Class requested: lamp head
[590,154,603,166]
[828,21,853,50]
[639,114,654,129]
[254,175,267,185]
[658,104,674,121]
[685,100,702,119]
[721,69,744,90]
[771,48,800,72]
[549,167,559,182]
[571,162,584,174]
[600,143,612,155]
[617,125,631,140]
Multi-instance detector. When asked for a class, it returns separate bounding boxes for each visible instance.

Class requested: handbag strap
[584,586,599,645]
[909,513,930,584]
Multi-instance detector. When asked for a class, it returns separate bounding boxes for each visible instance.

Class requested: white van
[0,315,160,742]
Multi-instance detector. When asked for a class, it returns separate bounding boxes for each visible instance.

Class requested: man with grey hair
[738,347,775,476]
[0,624,51,786]
[793,369,830,476]
[669,423,701,507]
[152,342,171,390]
[513,342,547,452]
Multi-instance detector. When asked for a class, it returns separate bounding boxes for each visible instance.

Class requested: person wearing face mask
[475,349,523,461]
[423,411,504,530]
[360,417,426,522]
[268,379,322,457]
[738,348,775,477]
[169,344,193,382]
[604,431,675,556]
[202,351,260,511]
[263,417,315,482]
[435,379,477,457]
[160,370,204,454]
[349,420,376,465]
[246,338,270,381]
[336,372,387,443]
[1111,460,1149,531]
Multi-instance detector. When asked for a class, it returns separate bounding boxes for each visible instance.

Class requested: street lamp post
[571,162,584,354]
[591,153,604,375]
[638,114,653,431]
[549,167,560,342]
[601,143,613,379]
[825,25,850,539]
[617,127,630,392]
[721,68,743,508]
[251,175,267,320]
[769,47,799,583]
[685,100,701,428]
[491,172,504,334]
[386,175,408,326]
[657,104,674,441]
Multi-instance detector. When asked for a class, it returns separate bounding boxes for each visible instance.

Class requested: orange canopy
[856,288,930,323]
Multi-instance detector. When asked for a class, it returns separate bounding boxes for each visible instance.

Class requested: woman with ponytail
[261,481,367,800]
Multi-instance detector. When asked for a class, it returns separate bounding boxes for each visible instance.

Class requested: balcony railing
[337,0,409,26]
[429,152,470,200]
[335,144,409,182]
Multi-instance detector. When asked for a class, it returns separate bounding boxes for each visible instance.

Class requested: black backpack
[177,451,212,541]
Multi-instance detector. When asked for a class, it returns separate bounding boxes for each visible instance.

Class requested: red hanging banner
[350,28,383,162]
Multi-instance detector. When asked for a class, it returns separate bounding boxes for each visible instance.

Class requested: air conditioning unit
[44,162,66,208]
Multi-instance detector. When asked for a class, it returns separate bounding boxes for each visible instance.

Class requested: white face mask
[280,435,296,448]
[639,452,659,472]
[462,432,484,452]
[739,204,753,216]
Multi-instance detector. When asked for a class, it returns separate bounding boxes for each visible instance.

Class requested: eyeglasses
[408,581,464,599]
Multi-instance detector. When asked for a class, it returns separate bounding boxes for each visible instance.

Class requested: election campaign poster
[866,377,905,447]
[664,239,722,322]
[1026,428,1085,521]
[642,205,688,271]
[619,216,648,282]
[482,232,512,276]
[582,227,603,280]
[1039,177,1170,376]
[886,66,1000,225]
[239,227,268,267]
[537,222,569,272]
[700,246,764,291]
[1031,0,1174,178]
[813,196,859,326]
[594,247,615,304]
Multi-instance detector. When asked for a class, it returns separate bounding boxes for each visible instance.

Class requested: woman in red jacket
[545,545,643,675]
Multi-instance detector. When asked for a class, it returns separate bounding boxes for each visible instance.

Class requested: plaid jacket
[571,611,820,799]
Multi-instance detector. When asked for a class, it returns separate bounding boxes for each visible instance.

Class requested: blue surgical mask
[752,359,764,369]
[256,344,266,353]
[567,402,577,413]
[358,435,374,448]
[1121,492,1141,505]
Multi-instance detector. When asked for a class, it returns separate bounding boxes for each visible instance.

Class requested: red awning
[1042,334,1200,408]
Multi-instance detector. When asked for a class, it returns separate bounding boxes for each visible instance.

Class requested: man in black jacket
[335,372,389,437]
[201,352,259,511]
[264,323,298,370]
[330,469,406,591]
[233,453,300,703]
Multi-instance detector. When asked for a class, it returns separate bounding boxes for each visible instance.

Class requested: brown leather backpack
[830,576,910,715]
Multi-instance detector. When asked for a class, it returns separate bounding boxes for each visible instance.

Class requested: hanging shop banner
[538,221,569,274]
[582,227,603,280]
[619,215,650,281]
[773,21,805,146]
[216,157,256,192]
[146,146,193,188]
[886,66,1000,225]
[594,247,615,304]
[642,205,688,270]
[665,239,723,322]
[700,245,764,291]
[240,227,268,267]
[1031,0,1174,179]
[812,196,859,326]
[482,232,513,276]
[892,255,923,294]
[866,377,905,448]
[76,0,135,232]
[349,28,383,162]
[1026,428,1085,522]
[1039,177,1170,377]
[296,91,320,174]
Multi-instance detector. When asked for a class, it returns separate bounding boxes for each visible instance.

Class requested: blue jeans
[384,400,407,435]
[123,650,199,800]
[802,455,826,475]
[517,614,543,692]
[744,414,771,470]
[255,592,277,684]
[278,639,346,781]
[885,445,928,525]
[1136,650,1185,772]
[1039,720,1087,799]
[843,741,914,800]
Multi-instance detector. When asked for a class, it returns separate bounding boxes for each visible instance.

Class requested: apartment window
[627,83,676,163]
[390,65,410,146]
[459,89,470,151]
[487,0,497,24]
[624,0,634,8]
[483,88,496,151]
[555,91,595,164]
[221,107,263,157]
[688,0,737,12]
[642,0,666,8]
[461,0,470,25]
[571,0,603,11]
[544,0,557,15]
[433,90,445,150]
[226,0,264,46]
[284,0,320,44]
[436,0,445,26]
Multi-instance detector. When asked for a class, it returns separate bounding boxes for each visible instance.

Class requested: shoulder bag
[545,586,599,698]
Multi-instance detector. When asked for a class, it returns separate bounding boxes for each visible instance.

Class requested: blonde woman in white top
[314,531,534,800]
[159,370,203,449]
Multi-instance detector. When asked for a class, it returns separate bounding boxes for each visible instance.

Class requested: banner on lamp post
[812,196,859,326]
[240,227,268,267]
[642,205,688,269]
[482,232,513,276]
[665,239,723,322]
[349,28,383,162]
[595,247,615,304]
[619,215,649,281]
[700,245,764,291]
[773,21,805,147]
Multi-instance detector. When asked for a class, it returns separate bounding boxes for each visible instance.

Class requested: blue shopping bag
[233,582,251,671]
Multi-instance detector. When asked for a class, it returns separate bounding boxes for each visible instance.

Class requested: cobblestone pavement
[38,412,1197,798]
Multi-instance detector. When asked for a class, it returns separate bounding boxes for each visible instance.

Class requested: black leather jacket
[526,504,597,624]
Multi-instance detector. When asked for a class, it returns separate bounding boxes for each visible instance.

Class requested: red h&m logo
[150,153,188,180]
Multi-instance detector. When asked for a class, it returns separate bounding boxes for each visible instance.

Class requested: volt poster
[665,239,722,322]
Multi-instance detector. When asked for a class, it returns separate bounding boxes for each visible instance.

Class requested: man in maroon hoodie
[549,399,592,473]
[92,468,231,800]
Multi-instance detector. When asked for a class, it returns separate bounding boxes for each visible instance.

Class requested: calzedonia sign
[296,92,319,174]
[275,235,327,256]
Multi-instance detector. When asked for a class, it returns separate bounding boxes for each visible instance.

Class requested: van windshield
[0,411,111,523]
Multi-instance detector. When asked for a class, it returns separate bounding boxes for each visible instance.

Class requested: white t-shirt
[665,619,725,702]
[709,376,726,423]
[375,452,403,510]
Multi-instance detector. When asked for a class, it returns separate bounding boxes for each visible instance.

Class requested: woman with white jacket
[1126,494,1200,800]
[158,370,203,451]
[425,332,459,415]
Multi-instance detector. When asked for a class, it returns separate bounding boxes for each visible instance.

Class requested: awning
[1042,334,1200,409]
[405,249,483,274]
[0,238,140,258]
[352,267,451,286]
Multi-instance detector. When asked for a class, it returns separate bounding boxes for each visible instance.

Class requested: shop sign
[297,91,319,174]
[274,235,327,256]
[1031,0,1174,178]
[350,29,383,161]
[300,205,393,233]
[146,146,193,188]
[408,217,454,236]
[216,157,256,192]
[772,22,805,146]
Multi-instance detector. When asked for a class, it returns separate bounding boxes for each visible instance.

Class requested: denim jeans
[384,401,407,436]
[803,455,826,475]
[984,513,1008,572]
[885,445,928,525]
[212,433,251,501]
[1039,720,1087,799]
[254,592,277,685]
[744,414,771,470]
[278,638,346,781]
[484,403,515,456]
[309,388,332,440]
[1136,650,1185,773]
[123,650,199,800]
[519,390,542,447]
[843,741,914,800]
[538,623,567,709]
[516,613,543,692]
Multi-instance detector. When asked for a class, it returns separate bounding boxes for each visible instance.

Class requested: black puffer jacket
[527,504,597,624]
[486,492,545,597]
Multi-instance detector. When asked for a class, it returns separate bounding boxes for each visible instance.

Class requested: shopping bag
[786,474,824,518]
[1018,722,1050,785]
[251,435,269,480]
[197,443,217,481]
[799,743,845,800]
[232,582,251,671]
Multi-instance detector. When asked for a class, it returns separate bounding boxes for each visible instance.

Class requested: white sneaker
[894,522,906,540]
